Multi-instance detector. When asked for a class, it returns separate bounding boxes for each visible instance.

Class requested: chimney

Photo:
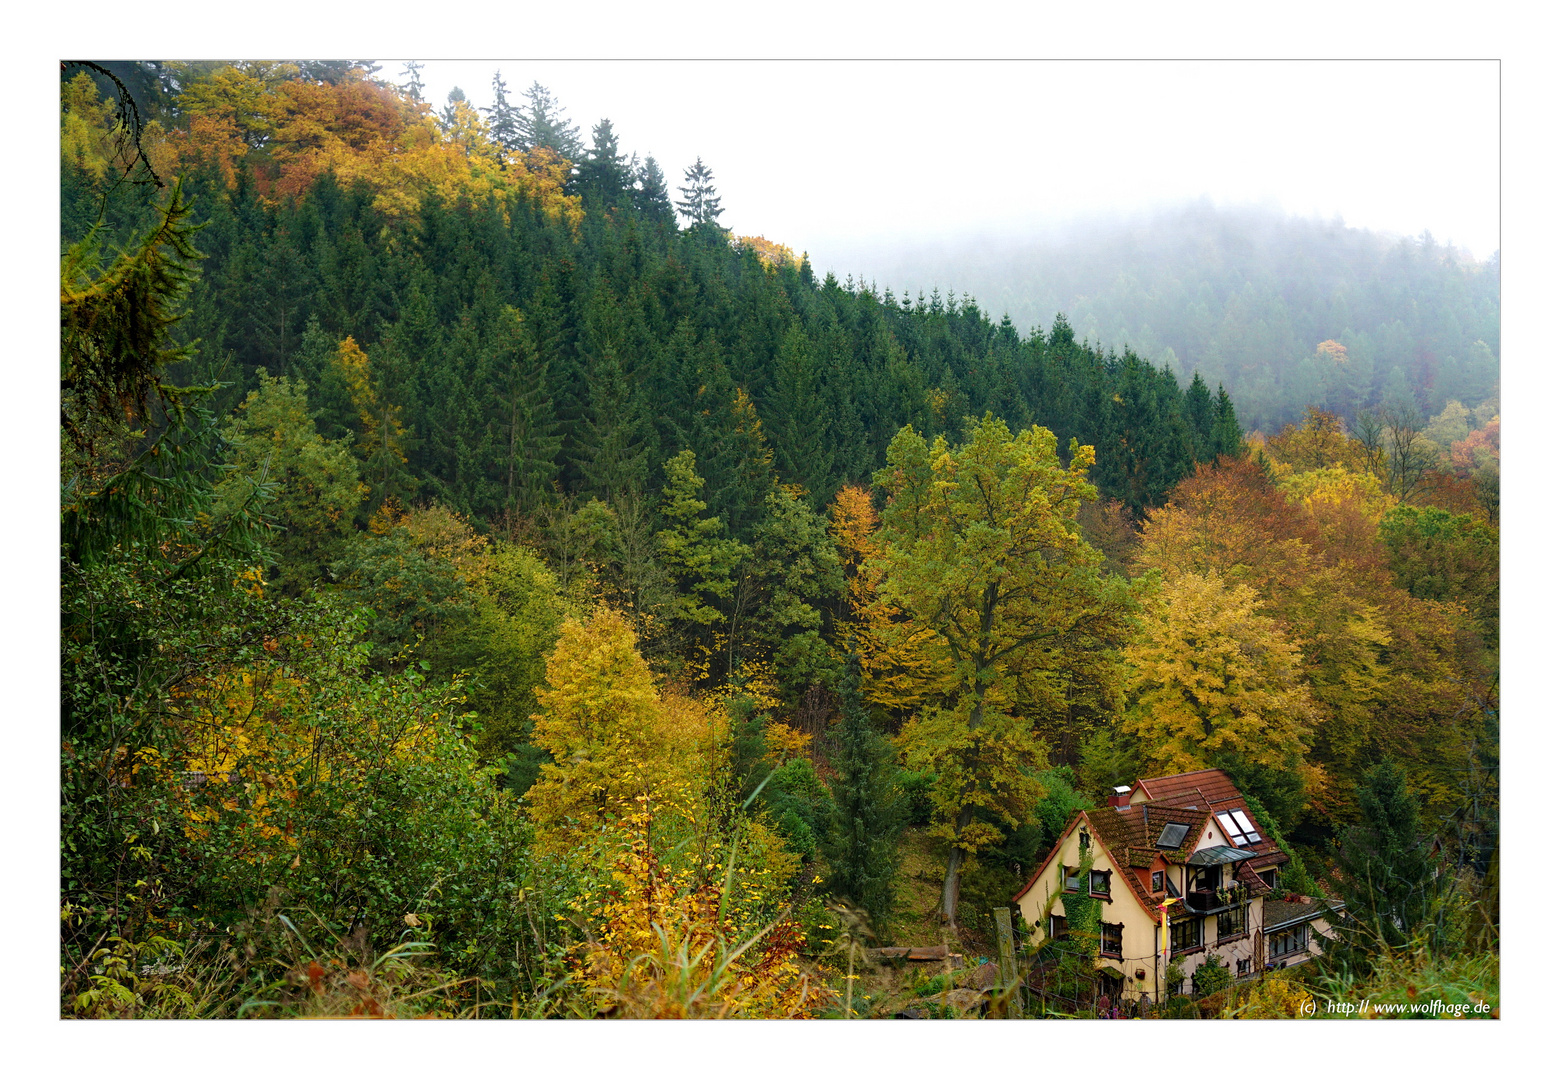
[1108,785,1132,809]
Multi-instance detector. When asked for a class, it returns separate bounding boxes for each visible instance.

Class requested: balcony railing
[1184,886,1248,915]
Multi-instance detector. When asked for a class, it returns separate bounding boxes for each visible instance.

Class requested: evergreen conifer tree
[823,658,906,927]
[1211,385,1244,458]
[483,72,524,154]
[1183,371,1215,462]
[398,61,425,102]
[1338,762,1442,950]
[634,156,676,227]
[576,118,631,206]
[676,157,724,228]
[519,81,582,160]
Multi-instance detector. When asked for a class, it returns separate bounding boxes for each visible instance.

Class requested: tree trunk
[940,804,976,926]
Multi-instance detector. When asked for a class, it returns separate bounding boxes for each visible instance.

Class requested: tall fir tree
[676,157,724,228]
[1211,384,1244,459]
[634,155,676,228]
[519,81,582,160]
[1337,762,1442,951]
[575,118,631,206]
[1183,370,1216,462]
[824,658,907,927]
[483,71,524,154]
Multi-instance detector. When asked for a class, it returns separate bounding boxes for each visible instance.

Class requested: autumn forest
[59,61,1498,1019]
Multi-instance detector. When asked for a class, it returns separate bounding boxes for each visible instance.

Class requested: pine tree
[823,659,906,927]
[572,284,651,502]
[480,305,562,516]
[439,86,467,132]
[398,61,425,103]
[676,157,724,228]
[657,450,748,632]
[1183,371,1215,462]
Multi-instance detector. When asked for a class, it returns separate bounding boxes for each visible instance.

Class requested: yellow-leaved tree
[526,606,726,853]
[1122,570,1320,790]
[826,483,950,714]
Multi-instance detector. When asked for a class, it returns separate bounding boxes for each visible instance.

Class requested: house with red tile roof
[1012,767,1336,1005]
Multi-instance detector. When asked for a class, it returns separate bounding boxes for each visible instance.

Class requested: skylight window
[1156,823,1189,849]
[1216,811,1262,846]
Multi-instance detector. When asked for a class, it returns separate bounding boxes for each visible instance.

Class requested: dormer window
[1151,870,1165,893]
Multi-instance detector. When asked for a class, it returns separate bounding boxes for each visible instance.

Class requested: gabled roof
[1011,808,1143,916]
[1014,768,1289,919]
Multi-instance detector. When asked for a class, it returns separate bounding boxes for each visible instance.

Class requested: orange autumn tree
[1135,457,1483,826]
[160,64,583,227]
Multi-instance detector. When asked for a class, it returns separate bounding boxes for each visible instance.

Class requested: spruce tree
[675,157,724,228]
[483,72,524,154]
[1183,371,1215,462]
[398,61,425,102]
[823,658,907,928]
[519,81,582,160]
[1211,384,1244,459]
[656,450,748,660]
[576,118,630,206]
[634,156,676,228]
[1338,762,1441,950]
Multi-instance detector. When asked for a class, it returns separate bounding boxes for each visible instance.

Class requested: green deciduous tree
[874,415,1134,925]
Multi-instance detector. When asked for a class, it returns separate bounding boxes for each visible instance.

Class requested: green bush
[1192,956,1232,997]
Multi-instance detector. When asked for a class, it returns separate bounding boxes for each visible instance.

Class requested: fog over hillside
[813,201,1500,434]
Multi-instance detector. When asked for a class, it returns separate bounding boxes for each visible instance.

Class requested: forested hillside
[843,203,1500,434]
[59,61,1498,1020]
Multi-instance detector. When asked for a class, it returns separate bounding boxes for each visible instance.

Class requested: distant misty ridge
[814,202,1499,434]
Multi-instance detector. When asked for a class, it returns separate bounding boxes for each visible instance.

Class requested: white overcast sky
[408,59,1500,267]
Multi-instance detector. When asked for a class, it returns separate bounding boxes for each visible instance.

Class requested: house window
[1064,865,1080,892]
[1270,924,1310,958]
[1100,923,1123,958]
[1049,913,1069,939]
[1151,870,1164,893]
[1192,865,1221,892]
[1089,869,1111,898]
[1079,828,1091,853]
[1217,904,1248,940]
[1170,917,1202,953]
[1237,958,1250,976]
